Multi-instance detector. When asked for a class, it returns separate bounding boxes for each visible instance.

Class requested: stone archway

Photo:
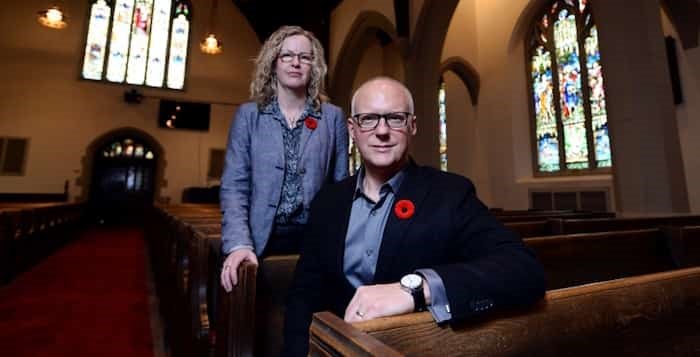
[77,127,167,204]
[404,0,460,167]
[329,10,400,114]
[440,56,480,105]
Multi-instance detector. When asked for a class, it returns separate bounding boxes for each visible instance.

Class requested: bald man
[283,77,545,356]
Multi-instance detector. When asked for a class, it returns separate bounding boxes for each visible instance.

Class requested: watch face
[401,274,422,289]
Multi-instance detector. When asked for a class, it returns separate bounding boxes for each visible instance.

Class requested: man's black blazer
[283,163,546,355]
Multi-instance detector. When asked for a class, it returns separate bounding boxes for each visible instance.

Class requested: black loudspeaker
[123,88,144,104]
[665,36,684,105]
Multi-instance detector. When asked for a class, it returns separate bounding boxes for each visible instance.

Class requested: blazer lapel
[331,176,357,276]
[373,163,431,282]
[258,108,285,167]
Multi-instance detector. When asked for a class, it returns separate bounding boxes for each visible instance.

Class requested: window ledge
[516,174,613,185]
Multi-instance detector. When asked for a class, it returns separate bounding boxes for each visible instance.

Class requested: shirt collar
[353,165,407,201]
[260,96,322,119]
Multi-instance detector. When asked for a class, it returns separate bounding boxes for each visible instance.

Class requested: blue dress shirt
[343,167,452,322]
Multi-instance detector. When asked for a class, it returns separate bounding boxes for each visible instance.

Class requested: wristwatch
[400,273,427,312]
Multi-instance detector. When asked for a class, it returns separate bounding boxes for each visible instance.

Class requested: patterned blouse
[268,97,314,227]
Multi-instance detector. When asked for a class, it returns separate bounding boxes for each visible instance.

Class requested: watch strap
[412,286,427,312]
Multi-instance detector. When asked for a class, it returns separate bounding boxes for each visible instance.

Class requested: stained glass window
[438,81,447,171]
[81,0,191,90]
[528,0,611,174]
[102,138,154,160]
[348,140,361,175]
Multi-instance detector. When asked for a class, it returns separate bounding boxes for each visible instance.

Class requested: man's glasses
[278,51,314,64]
[352,112,413,130]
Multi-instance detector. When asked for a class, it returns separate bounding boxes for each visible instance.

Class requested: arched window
[81,0,192,90]
[438,80,447,171]
[528,0,611,175]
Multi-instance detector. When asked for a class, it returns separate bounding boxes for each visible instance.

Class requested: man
[283,77,545,355]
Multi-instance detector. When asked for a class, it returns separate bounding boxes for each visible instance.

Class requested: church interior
[2,0,700,356]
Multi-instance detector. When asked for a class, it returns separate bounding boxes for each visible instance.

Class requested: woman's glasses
[278,52,314,64]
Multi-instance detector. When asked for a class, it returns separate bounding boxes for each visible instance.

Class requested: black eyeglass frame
[351,112,415,130]
[277,51,315,64]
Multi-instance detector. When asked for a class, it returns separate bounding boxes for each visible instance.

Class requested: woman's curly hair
[250,26,328,111]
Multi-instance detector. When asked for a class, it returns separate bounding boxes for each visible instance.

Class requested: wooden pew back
[216,255,300,357]
[311,267,700,356]
[525,228,677,289]
[550,215,700,234]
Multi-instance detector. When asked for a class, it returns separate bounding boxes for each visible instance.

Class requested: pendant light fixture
[200,0,223,54]
[37,5,67,29]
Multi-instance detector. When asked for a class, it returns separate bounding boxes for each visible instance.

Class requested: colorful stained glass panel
[82,0,111,80]
[145,0,172,87]
[126,0,154,85]
[439,81,447,171]
[585,26,612,168]
[106,0,135,82]
[532,46,560,172]
[167,9,189,89]
[554,9,588,169]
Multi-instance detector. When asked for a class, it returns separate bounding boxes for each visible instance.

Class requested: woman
[220,26,348,292]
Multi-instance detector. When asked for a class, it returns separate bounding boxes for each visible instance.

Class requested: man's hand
[220,248,258,292]
[344,283,413,322]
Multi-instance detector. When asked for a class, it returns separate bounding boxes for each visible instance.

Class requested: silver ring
[223,265,231,270]
[356,310,364,318]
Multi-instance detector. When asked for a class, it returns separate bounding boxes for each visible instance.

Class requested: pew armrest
[310,311,403,356]
[216,261,258,357]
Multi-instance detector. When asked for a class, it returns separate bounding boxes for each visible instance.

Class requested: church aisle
[0,226,154,356]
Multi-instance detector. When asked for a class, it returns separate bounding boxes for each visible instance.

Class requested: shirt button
[366,249,373,256]
[300,168,306,175]
[370,211,377,216]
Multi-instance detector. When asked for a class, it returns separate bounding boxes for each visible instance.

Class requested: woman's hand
[220,248,259,292]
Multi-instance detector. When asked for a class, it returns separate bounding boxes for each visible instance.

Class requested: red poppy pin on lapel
[305,117,317,130]
[394,199,415,219]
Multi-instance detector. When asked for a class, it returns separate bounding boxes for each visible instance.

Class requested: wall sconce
[37,5,67,29]
[200,0,223,55]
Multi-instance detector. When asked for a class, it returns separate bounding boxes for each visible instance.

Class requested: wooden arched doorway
[90,136,157,223]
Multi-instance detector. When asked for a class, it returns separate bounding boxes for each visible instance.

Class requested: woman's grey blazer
[220,101,349,255]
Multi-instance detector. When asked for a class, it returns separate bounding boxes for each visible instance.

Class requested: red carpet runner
[0,227,154,356]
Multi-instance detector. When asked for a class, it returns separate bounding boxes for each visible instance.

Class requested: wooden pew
[208,224,699,357]
[661,225,700,268]
[505,220,549,238]
[549,215,700,234]
[526,228,678,289]
[507,215,700,238]
[0,202,85,284]
[157,205,699,356]
[496,211,614,223]
[310,267,700,356]
[148,205,220,357]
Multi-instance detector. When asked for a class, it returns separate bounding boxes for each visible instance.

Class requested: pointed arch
[508,0,552,53]
[329,10,399,114]
[440,56,480,105]
[661,0,700,49]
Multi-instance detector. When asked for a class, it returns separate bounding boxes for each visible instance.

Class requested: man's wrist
[400,274,427,312]
[225,244,254,255]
